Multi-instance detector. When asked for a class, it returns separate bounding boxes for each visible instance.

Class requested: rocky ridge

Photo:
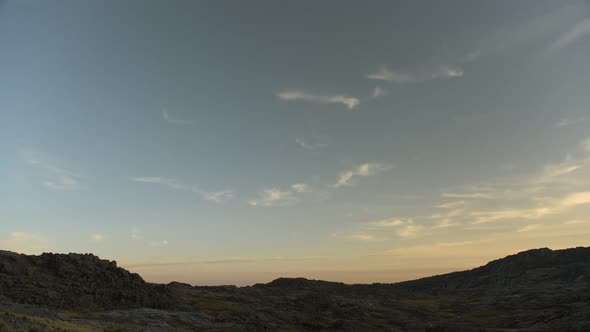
[0,247,589,331]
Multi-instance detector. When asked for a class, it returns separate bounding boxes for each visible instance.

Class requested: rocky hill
[0,247,589,331]
[395,246,590,293]
[0,250,173,310]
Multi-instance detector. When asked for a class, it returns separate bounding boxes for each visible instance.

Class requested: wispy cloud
[331,232,382,242]
[367,65,463,84]
[162,109,193,125]
[548,17,590,54]
[366,218,424,238]
[539,161,581,181]
[467,190,590,224]
[462,4,584,62]
[149,240,169,247]
[131,228,142,240]
[129,177,235,203]
[517,224,542,233]
[367,218,406,228]
[291,183,311,193]
[441,192,493,199]
[248,188,296,207]
[129,177,187,190]
[276,90,360,109]
[193,187,235,203]
[334,137,590,243]
[334,163,393,188]
[437,200,466,209]
[464,137,590,225]
[372,86,386,98]
[91,234,105,242]
[396,223,424,238]
[565,219,590,225]
[295,137,329,150]
[22,149,82,190]
[556,118,584,128]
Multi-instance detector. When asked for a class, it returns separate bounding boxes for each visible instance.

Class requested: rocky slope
[395,247,590,293]
[0,247,589,331]
[0,250,173,310]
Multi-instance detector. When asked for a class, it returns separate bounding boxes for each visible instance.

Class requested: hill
[1,247,589,331]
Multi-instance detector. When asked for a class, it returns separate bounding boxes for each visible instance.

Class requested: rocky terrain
[0,247,589,331]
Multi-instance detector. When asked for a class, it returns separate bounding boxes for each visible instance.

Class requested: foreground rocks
[0,247,589,331]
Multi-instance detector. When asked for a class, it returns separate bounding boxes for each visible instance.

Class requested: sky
[1,0,590,286]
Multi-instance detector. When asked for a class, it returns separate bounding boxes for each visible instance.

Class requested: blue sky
[1,0,590,285]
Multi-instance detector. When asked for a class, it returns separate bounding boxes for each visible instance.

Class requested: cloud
[129,177,187,190]
[462,4,584,62]
[517,224,542,233]
[441,192,493,199]
[295,137,329,150]
[556,118,584,128]
[539,162,581,181]
[334,163,393,188]
[565,219,590,225]
[331,232,381,242]
[201,190,235,203]
[437,200,466,209]
[548,17,590,54]
[22,149,81,190]
[248,188,296,207]
[130,177,235,203]
[367,65,463,84]
[357,218,426,239]
[367,218,405,228]
[557,191,590,209]
[291,183,311,193]
[162,109,193,125]
[276,90,360,109]
[432,219,460,229]
[372,86,386,98]
[91,234,105,242]
[149,240,169,247]
[470,191,590,225]
[396,223,424,238]
[192,187,235,203]
[131,228,142,240]
[332,137,590,247]
[44,176,79,190]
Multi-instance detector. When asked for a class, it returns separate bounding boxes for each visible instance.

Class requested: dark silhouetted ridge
[0,251,173,309]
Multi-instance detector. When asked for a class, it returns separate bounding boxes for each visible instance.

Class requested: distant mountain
[1,247,589,331]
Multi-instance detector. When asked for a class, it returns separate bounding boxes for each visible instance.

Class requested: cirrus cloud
[334,163,393,188]
[276,90,359,109]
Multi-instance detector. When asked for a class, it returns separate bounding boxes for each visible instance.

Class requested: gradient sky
[1,0,590,286]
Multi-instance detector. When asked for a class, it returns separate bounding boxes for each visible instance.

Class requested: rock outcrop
[0,250,173,310]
